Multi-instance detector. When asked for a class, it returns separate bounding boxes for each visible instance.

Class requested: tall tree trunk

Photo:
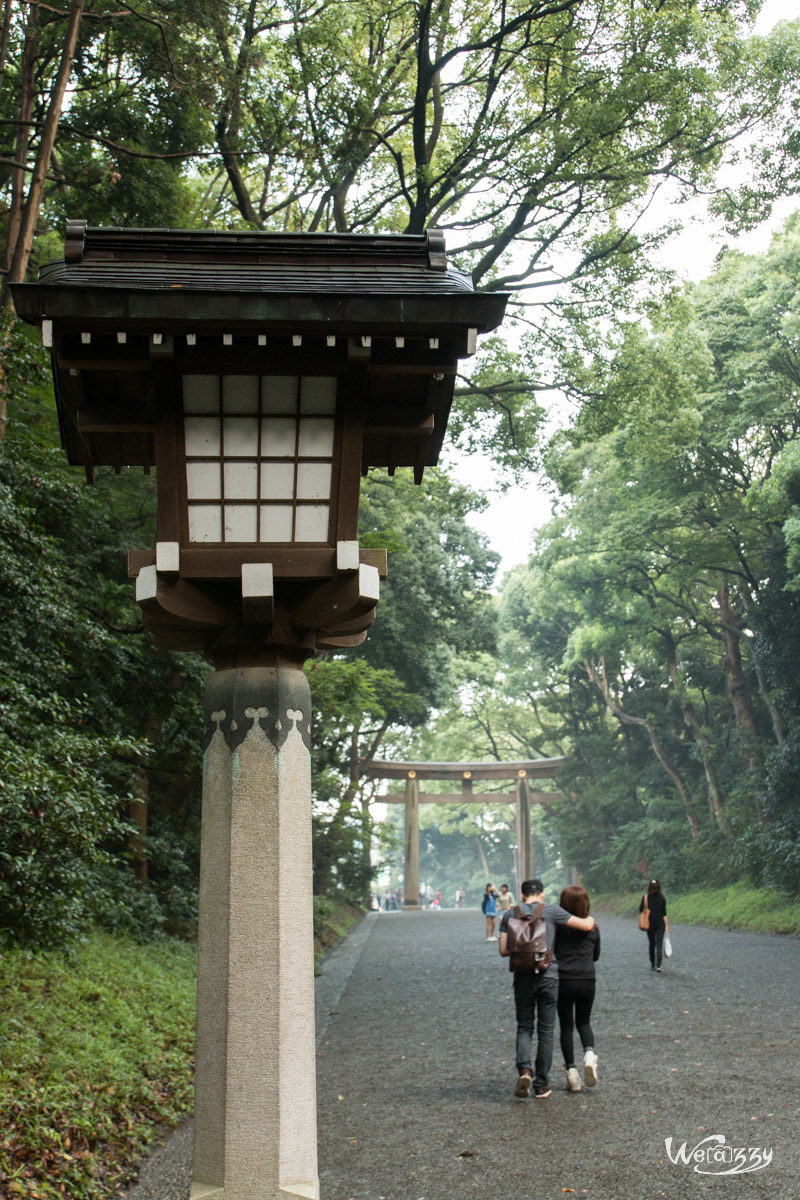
[473,829,491,879]
[586,657,701,840]
[755,660,786,746]
[663,632,735,841]
[129,778,149,884]
[3,0,39,278]
[716,577,763,770]
[4,0,85,296]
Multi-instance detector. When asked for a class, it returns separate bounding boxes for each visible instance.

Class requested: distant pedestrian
[455,886,466,908]
[555,884,600,1092]
[639,879,668,971]
[499,879,597,1099]
[482,882,499,940]
[498,883,515,914]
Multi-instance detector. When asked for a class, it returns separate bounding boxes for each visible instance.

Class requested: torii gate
[362,758,566,907]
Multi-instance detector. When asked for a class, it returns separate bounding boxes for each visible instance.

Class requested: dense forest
[2,0,800,949]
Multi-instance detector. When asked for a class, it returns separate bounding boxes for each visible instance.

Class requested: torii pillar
[515,771,534,884]
[403,772,421,908]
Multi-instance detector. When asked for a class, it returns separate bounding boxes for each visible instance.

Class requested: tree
[489,214,800,892]
[306,466,499,900]
[4,2,800,463]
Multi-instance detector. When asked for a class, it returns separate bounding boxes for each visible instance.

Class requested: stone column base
[191,663,319,1200]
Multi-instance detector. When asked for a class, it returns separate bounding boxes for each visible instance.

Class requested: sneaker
[565,1066,582,1092]
[584,1049,598,1087]
[487,935,498,941]
[514,1070,533,1098]
[534,1086,552,1099]
[656,965,662,972]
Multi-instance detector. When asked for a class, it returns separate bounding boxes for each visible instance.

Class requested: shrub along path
[125,911,800,1200]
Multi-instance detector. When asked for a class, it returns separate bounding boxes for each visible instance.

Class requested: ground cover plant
[594,886,800,935]
[0,933,196,1200]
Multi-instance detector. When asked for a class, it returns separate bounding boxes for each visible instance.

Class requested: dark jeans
[557,978,596,1067]
[647,927,665,967]
[513,973,558,1092]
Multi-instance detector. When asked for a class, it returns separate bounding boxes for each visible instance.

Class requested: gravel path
[122,911,800,1200]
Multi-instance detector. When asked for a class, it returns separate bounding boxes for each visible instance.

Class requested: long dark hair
[647,879,662,896]
[559,884,590,918]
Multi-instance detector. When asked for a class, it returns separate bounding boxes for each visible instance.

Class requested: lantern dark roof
[11,222,508,477]
[14,221,502,327]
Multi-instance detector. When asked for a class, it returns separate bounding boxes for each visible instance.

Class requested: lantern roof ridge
[61,220,453,273]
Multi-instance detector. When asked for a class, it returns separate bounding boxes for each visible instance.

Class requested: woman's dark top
[554,924,601,980]
[640,893,667,931]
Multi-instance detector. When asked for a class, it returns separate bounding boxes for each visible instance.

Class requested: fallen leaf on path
[458,1150,477,1158]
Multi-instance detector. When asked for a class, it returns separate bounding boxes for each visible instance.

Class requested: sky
[448,0,800,583]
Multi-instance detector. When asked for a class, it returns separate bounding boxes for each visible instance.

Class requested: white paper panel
[261,417,297,455]
[260,461,295,499]
[186,461,221,500]
[184,416,220,456]
[295,504,330,541]
[224,504,258,542]
[223,375,260,413]
[300,376,337,415]
[183,375,219,413]
[188,505,222,542]
[223,416,259,456]
[296,461,332,500]
[260,504,294,542]
[298,418,334,457]
[262,376,298,414]
[224,461,258,499]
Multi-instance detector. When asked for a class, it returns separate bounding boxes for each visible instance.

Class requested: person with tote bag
[639,879,668,971]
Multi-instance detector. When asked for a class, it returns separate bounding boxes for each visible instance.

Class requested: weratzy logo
[665,1134,773,1176]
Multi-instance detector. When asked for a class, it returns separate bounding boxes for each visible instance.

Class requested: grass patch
[594,884,800,935]
[0,902,363,1197]
[313,896,363,973]
[0,931,196,1200]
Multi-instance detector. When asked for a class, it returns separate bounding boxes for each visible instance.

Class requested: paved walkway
[124,910,800,1200]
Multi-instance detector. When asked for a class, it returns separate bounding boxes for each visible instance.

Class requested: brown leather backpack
[505,903,553,974]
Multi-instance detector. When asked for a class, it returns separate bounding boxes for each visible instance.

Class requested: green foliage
[0,324,205,948]
[0,932,196,1200]
[0,681,138,949]
[356,469,498,707]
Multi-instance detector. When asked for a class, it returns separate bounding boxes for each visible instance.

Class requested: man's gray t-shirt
[499,901,573,979]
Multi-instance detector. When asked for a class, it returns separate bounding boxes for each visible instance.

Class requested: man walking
[499,879,596,1098]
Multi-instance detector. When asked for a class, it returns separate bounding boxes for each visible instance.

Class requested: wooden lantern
[12,223,507,655]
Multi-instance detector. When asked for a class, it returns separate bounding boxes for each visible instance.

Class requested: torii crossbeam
[363,758,566,907]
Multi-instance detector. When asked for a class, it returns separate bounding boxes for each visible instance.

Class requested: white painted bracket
[241,562,275,624]
[358,563,380,604]
[135,564,158,603]
[41,320,53,348]
[156,541,180,574]
[336,541,360,573]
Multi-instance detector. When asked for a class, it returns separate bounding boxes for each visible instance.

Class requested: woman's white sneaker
[566,1066,582,1092]
[584,1049,598,1087]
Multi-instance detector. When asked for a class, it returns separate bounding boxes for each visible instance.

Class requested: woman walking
[555,884,601,1091]
[482,882,499,940]
[640,879,668,971]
